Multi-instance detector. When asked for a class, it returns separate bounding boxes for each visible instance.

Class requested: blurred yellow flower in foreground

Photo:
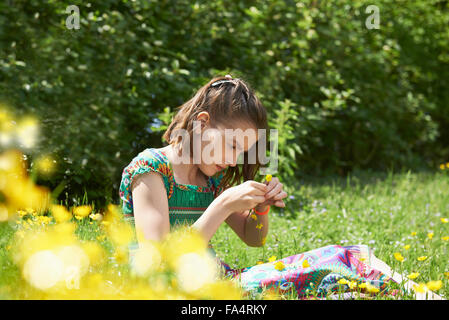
[16,116,39,149]
[427,232,434,240]
[441,236,449,241]
[440,218,448,224]
[411,232,417,236]
[265,174,272,182]
[72,205,92,218]
[268,256,277,263]
[403,244,411,250]
[34,154,56,175]
[0,150,51,220]
[50,204,72,223]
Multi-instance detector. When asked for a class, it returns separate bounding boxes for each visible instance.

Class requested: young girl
[119,75,441,300]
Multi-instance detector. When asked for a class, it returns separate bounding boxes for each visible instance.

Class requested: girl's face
[195,115,259,177]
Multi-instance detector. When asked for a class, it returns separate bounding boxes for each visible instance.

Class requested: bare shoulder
[131,171,165,193]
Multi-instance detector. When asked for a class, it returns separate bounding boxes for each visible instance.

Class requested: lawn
[1,170,448,299]
[212,170,449,299]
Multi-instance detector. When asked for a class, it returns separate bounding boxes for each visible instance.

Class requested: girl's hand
[255,176,287,211]
[220,180,268,214]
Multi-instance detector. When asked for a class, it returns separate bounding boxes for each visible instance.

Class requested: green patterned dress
[119,147,225,254]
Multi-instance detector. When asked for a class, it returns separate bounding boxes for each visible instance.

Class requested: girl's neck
[161,144,208,187]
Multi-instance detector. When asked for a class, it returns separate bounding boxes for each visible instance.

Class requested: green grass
[211,170,449,299]
[1,170,448,299]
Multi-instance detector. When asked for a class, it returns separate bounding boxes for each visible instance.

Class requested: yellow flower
[250,214,257,221]
[50,204,72,223]
[348,281,357,289]
[417,256,428,261]
[411,232,417,236]
[403,244,410,250]
[265,174,272,182]
[18,210,27,217]
[441,236,449,241]
[440,218,448,224]
[256,261,264,265]
[268,256,277,263]
[261,236,267,246]
[358,282,368,289]
[274,261,285,271]
[446,162,449,168]
[440,164,446,170]
[393,252,404,262]
[366,283,379,294]
[407,272,420,280]
[113,247,128,264]
[338,278,349,285]
[426,280,443,291]
[72,205,92,218]
[89,213,103,221]
[255,223,263,229]
[413,283,427,293]
[444,272,449,279]
[302,259,310,268]
[427,232,434,240]
[34,154,56,175]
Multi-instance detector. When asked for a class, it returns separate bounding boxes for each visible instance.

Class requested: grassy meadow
[1,170,448,299]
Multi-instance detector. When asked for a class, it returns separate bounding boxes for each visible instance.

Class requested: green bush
[0,0,448,207]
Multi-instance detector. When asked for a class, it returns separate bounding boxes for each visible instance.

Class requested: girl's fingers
[253,195,267,204]
[274,200,285,207]
[265,182,283,199]
[272,191,288,200]
[250,181,269,192]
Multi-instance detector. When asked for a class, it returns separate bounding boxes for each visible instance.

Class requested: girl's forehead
[216,123,260,151]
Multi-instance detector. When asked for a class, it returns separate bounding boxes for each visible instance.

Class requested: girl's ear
[196,111,211,129]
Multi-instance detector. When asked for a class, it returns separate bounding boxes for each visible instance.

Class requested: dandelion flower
[268,256,277,263]
[255,223,263,230]
[265,174,272,182]
[444,272,449,279]
[302,259,310,268]
[440,164,446,170]
[274,261,285,271]
[358,282,368,289]
[72,205,92,218]
[250,213,257,221]
[403,244,411,250]
[427,232,434,240]
[338,278,349,285]
[426,280,443,291]
[348,281,357,289]
[413,283,427,293]
[411,232,417,237]
[440,218,448,224]
[256,261,264,265]
[441,236,449,241]
[393,252,404,262]
[417,256,428,261]
[407,272,420,280]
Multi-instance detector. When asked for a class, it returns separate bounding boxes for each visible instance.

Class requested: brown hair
[162,75,269,196]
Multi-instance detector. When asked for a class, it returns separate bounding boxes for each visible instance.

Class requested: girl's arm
[224,206,269,247]
[131,172,171,242]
